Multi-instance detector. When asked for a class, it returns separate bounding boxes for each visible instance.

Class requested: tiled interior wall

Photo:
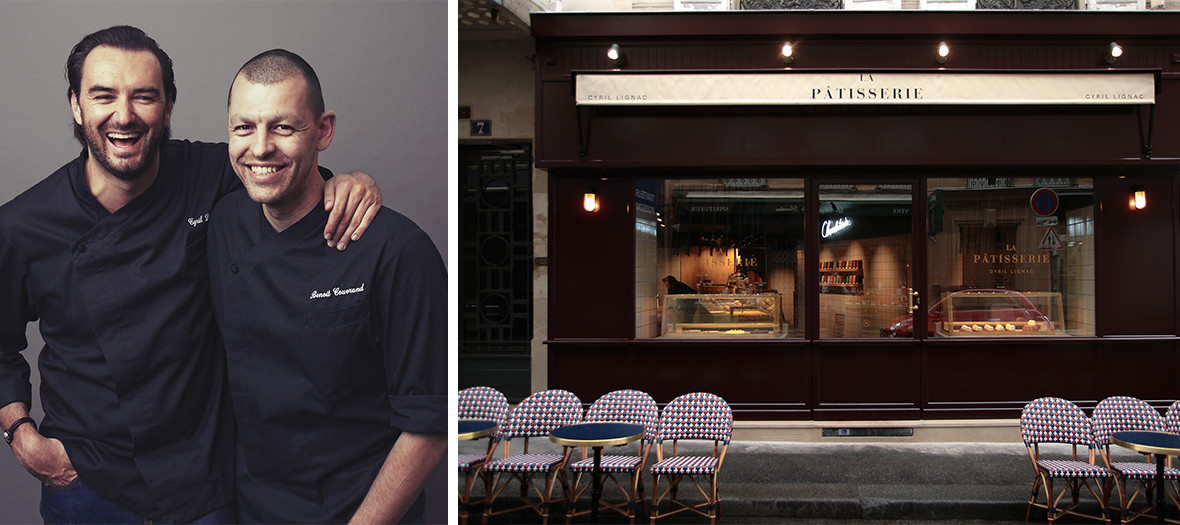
[1063,208,1096,335]
[819,234,912,337]
[636,200,661,339]
[767,248,801,334]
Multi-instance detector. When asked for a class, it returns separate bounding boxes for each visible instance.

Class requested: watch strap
[3,417,35,445]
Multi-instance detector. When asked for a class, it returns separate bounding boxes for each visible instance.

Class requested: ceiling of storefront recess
[458,0,741,41]
[458,0,536,41]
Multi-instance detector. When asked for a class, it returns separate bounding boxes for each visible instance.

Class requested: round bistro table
[1111,430,1180,524]
[458,419,498,441]
[550,421,646,523]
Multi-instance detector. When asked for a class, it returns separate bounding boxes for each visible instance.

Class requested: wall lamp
[1129,185,1146,210]
[607,44,625,68]
[583,190,600,212]
[1105,42,1123,65]
[780,42,794,65]
[936,41,950,65]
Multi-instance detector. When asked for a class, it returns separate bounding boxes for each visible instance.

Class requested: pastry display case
[932,290,1063,337]
[662,293,782,337]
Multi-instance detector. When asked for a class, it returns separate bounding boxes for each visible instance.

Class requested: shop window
[819,183,914,339]
[921,177,1094,338]
[638,178,805,339]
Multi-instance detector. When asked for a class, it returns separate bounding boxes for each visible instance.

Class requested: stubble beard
[82,119,170,182]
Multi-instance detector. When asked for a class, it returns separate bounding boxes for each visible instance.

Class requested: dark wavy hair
[66,25,176,146]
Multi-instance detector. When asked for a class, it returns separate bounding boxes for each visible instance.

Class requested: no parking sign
[1030,188,1059,216]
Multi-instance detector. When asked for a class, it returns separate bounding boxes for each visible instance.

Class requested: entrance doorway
[816,182,917,339]
[458,143,533,401]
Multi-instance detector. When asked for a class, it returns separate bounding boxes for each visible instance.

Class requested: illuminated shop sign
[575,72,1156,106]
[821,217,852,238]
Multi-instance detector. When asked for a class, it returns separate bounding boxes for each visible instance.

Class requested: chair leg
[565,471,583,523]
[541,473,555,523]
[1102,477,1114,524]
[1117,478,1133,524]
[460,467,483,525]
[710,474,719,524]
[560,469,572,513]
[629,471,643,523]
[707,478,717,519]
[650,473,662,524]
[707,471,717,521]
[1044,476,1058,523]
[1027,473,1044,522]
[482,471,503,525]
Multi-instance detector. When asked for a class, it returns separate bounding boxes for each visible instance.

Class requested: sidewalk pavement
[460,439,1141,523]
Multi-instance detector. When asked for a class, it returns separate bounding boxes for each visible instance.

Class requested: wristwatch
[3,417,35,445]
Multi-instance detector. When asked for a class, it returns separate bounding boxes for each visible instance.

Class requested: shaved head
[230,49,324,116]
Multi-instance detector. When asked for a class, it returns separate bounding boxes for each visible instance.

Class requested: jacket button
[230,264,239,274]
[76,243,86,253]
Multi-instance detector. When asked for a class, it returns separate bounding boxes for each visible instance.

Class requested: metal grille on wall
[740,0,1075,6]
[459,143,533,401]
[740,0,843,8]
[975,0,1076,8]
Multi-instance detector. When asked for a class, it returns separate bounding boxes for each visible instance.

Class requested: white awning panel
[574,72,1156,106]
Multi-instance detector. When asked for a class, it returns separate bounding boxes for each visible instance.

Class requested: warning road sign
[1039,228,1063,250]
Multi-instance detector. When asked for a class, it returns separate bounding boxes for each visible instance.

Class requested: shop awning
[574,71,1157,106]
[571,69,1160,160]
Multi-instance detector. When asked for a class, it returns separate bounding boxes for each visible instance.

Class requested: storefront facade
[534,11,1180,421]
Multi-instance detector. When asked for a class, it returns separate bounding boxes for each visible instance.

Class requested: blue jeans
[40,478,233,525]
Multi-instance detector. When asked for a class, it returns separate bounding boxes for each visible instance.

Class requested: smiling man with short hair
[208,49,446,524]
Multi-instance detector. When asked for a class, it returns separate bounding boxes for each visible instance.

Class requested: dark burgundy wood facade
[534,11,1180,420]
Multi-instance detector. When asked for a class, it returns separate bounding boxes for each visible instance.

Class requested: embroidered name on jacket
[187,213,210,227]
[310,283,366,300]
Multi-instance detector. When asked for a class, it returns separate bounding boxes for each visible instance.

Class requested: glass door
[817,182,917,339]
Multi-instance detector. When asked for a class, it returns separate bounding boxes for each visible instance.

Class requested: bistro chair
[566,389,660,523]
[458,386,511,524]
[1165,401,1180,511]
[1020,397,1112,523]
[482,389,583,524]
[648,392,733,525]
[1166,400,1180,434]
[1092,395,1180,523]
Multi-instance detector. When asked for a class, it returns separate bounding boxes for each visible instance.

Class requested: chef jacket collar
[69,147,169,223]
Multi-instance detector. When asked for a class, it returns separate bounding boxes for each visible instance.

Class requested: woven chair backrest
[1166,400,1180,434]
[1092,395,1166,446]
[1019,397,1093,447]
[585,389,660,439]
[457,386,510,427]
[500,389,583,440]
[654,392,733,444]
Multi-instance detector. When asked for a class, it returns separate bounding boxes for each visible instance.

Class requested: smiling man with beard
[0,26,383,523]
[71,44,172,212]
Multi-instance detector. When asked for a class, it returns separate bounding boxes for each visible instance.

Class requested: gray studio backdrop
[0,1,448,522]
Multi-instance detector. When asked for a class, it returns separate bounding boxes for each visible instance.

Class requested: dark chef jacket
[0,140,239,521]
[206,189,446,524]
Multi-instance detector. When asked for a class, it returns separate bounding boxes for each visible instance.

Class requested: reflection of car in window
[881,288,1053,337]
